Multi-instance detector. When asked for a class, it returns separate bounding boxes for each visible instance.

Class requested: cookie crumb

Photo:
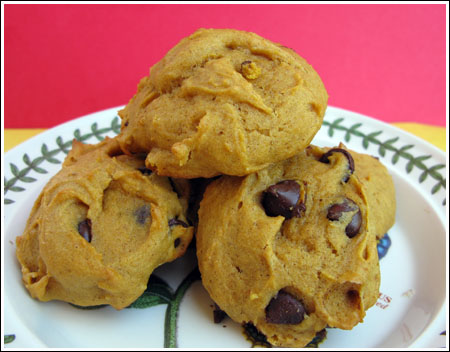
[241,61,261,80]
[213,304,227,323]
[401,289,415,298]
[250,293,259,300]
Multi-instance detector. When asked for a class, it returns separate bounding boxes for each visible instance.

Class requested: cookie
[16,138,194,310]
[117,28,328,178]
[196,145,387,347]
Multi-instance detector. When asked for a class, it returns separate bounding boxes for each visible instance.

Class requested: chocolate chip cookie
[196,145,390,347]
[117,28,328,178]
[16,138,193,309]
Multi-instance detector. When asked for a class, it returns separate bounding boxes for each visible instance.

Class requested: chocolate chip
[137,167,152,175]
[265,290,306,324]
[174,238,181,248]
[134,205,151,224]
[319,148,355,182]
[124,121,129,127]
[316,329,327,340]
[327,200,356,220]
[213,303,227,324]
[168,218,189,228]
[78,219,92,242]
[243,323,271,347]
[306,328,327,348]
[345,209,362,238]
[262,180,305,219]
[327,199,361,238]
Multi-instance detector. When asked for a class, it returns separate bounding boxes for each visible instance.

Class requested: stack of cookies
[16,28,396,348]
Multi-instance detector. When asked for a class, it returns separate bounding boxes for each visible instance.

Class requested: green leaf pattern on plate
[4,334,15,344]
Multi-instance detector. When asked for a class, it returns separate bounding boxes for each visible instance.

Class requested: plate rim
[2,105,447,348]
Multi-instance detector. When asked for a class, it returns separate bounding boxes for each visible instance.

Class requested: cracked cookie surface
[16,138,193,309]
[196,145,394,347]
[117,28,328,178]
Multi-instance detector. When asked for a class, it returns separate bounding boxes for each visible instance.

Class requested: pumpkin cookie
[196,145,393,347]
[117,28,328,178]
[16,138,194,309]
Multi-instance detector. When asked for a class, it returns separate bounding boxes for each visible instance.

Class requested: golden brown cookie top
[118,28,328,178]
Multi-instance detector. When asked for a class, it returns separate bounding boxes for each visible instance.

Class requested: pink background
[4,4,447,128]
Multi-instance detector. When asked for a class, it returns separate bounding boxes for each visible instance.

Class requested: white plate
[2,106,447,348]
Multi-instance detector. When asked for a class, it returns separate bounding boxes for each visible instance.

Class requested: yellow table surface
[3,123,446,153]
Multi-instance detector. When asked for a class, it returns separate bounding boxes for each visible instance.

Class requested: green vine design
[4,334,15,344]
[163,267,201,347]
[4,117,121,205]
[323,118,446,205]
